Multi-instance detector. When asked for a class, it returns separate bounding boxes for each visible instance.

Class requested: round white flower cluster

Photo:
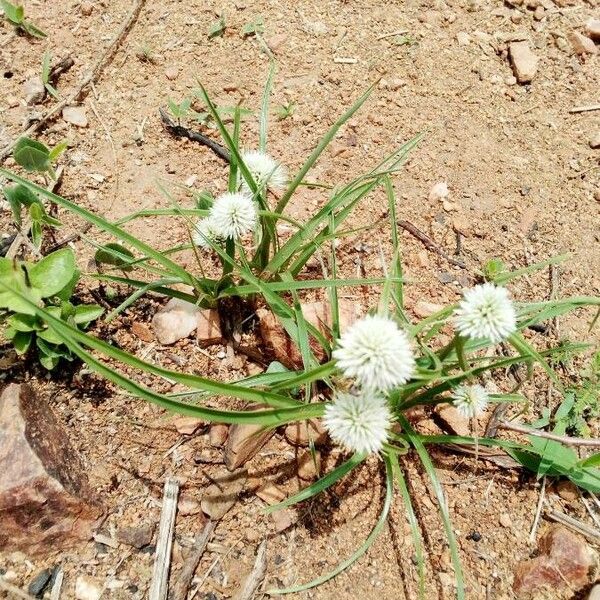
[453,283,516,343]
[323,391,392,455]
[325,315,416,455]
[452,384,490,419]
[192,150,285,250]
[193,191,257,248]
[241,150,287,194]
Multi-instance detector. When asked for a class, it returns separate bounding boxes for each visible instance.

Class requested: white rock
[585,19,600,42]
[456,32,471,46]
[429,181,449,202]
[62,105,89,127]
[509,41,538,83]
[23,77,45,105]
[75,576,102,600]
[590,131,600,149]
[152,298,200,345]
[568,31,598,55]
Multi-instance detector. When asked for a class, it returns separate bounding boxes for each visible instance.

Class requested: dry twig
[169,521,215,600]
[546,509,600,544]
[500,421,600,447]
[0,0,147,162]
[233,541,267,600]
[149,478,180,600]
[569,104,600,114]
[398,219,467,269]
[159,108,230,163]
[50,567,64,600]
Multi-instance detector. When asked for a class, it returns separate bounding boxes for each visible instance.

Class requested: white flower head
[452,384,490,419]
[324,391,392,454]
[208,192,257,239]
[192,218,222,249]
[240,150,287,193]
[333,314,416,392]
[453,283,517,344]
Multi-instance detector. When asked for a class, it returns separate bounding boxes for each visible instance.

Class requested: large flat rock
[0,384,103,555]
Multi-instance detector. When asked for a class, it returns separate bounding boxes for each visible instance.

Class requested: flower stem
[223,237,235,276]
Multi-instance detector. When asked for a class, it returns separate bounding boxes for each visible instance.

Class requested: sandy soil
[1,0,599,598]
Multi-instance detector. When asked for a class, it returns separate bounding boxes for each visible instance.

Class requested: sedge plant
[0,69,599,598]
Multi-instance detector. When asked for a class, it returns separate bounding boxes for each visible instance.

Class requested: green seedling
[1,0,46,38]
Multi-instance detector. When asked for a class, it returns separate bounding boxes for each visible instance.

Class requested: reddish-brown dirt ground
[1,0,599,598]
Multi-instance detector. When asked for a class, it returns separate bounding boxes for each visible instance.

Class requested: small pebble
[499,513,512,528]
[80,1,94,16]
[165,66,179,81]
[589,131,600,150]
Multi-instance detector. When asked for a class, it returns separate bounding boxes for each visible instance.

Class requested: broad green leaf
[3,183,41,227]
[7,313,39,332]
[578,453,600,469]
[37,325,65,345]
[13,137,51,173]
[12,331,32,355]
[49,139,68,161]
[0,259,41,315]
[29,249,76,298]
[208,16,225,38]
[72,304,104,325]
[21,18,46,38]
[0,0,23,24]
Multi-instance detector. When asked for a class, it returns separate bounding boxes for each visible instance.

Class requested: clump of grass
[0,68,599,599]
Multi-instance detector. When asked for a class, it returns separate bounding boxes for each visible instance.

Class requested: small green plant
[12,136,66,180]
[168,94,252,127]
[241,16,264,37]
[208,15,226,39]
[135,43,155,63]
[0,71,599,599]
[41,50,59,99]
[393,33,416,46]
[0,0,45,38]
[533,351,600,437]
[2,182,61,249]
[0,249,103,369]
[275,101,296,120]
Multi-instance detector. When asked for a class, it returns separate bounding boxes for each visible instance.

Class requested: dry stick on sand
[168,521,215,600]
[149,478,180,600]
[50,568,64,600]
[159,108,230,163]
[398,219,467,269]
[500,420,600,447]
[569,104,600,114]
[233,541,268,600]
[0,0,147,163]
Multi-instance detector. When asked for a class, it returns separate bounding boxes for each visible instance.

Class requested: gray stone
[23,77,45,105]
